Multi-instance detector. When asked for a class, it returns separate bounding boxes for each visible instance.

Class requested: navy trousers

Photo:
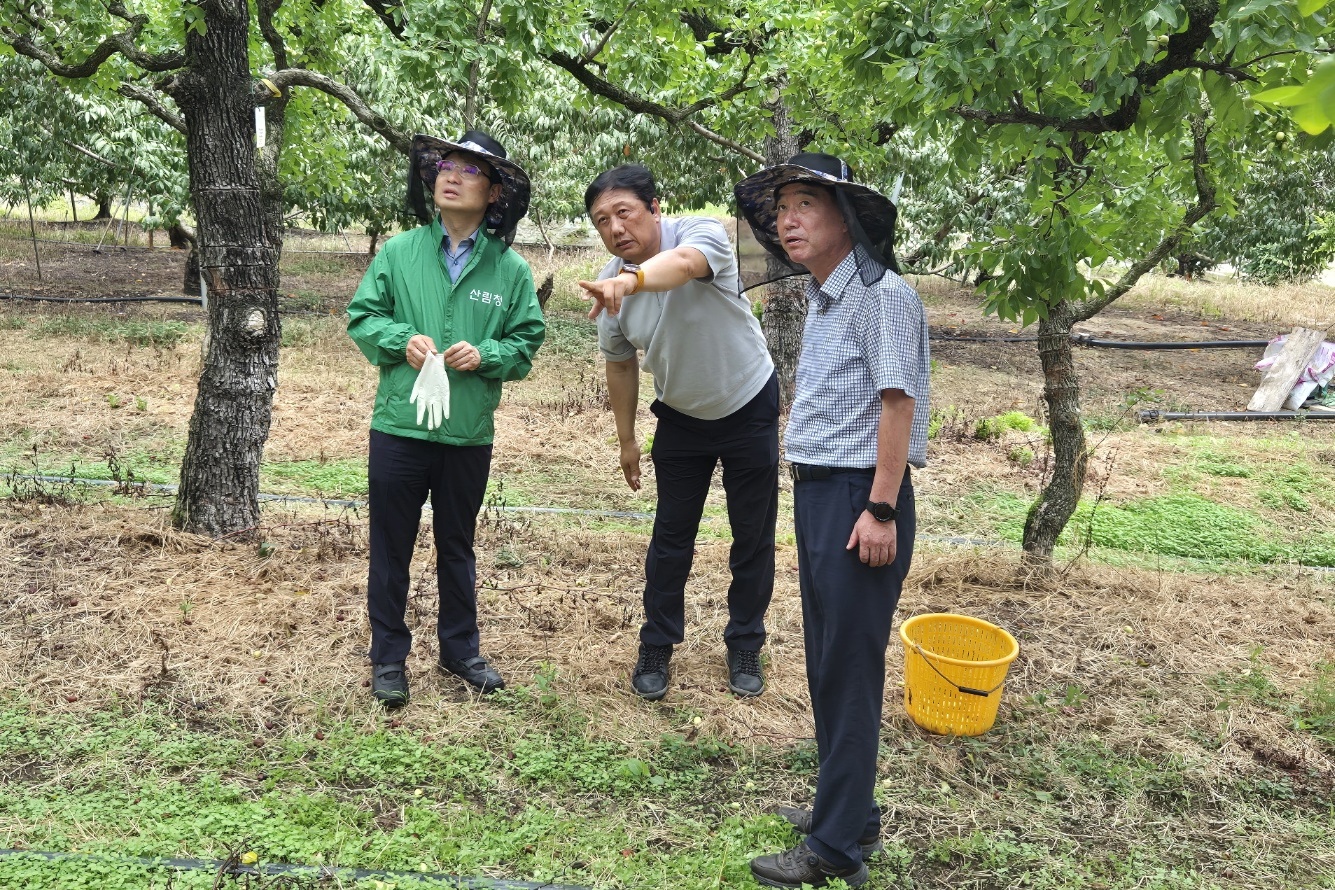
[640,373,780,651]
[366,429,492,665]
[795,468,915,868]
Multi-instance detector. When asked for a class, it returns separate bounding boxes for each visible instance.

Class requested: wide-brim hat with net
[407,130,531,245]
[733,152,899,285]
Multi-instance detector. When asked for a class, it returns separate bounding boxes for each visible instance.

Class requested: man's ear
[488,182,503,205]
[650,198,661,218]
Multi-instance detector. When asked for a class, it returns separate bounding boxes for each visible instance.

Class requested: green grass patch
[1067,492,1335,567]
[974,410,1042,441]
[4,669,1334,890]
[260,460,367,499]
[29,315,194,348]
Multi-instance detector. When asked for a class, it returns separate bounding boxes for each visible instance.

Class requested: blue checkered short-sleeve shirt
[784,247,931,469]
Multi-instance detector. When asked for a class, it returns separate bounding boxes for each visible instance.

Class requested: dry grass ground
[1,500,1332,885]
[2,233,1335,887]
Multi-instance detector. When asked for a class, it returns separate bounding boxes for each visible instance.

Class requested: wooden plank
[1248,327,1326,412]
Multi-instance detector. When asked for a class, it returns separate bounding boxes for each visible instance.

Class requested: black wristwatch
[865,500,897,522]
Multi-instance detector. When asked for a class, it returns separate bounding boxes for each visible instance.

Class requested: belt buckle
[790,463,830,482]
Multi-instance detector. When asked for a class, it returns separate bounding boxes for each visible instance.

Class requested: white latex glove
[430,354,451,424]
[410,352,450,430]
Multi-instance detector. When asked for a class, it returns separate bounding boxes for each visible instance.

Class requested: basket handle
[913,643,1006,697]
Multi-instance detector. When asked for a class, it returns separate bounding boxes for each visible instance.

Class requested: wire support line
[0,849,589,889]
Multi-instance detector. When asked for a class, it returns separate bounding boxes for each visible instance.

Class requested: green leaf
[1292,101,1332,135]
[1251,86,1305,106]
[1297,0,1328,15]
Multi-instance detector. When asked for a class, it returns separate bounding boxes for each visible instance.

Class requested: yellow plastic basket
[899,613,1019,736]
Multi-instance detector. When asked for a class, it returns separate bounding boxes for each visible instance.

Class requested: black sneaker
[631,643,672,700]
[749,840,868,889]
[726,647,765,697]
[439,655,505,694]
[371,662,409,707]
[775,806,883,859]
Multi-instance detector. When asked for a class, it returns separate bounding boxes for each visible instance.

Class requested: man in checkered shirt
[735,153,930,889]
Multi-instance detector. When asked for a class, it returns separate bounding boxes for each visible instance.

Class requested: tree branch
[546,49,762,161]
[464,0,494,129]
[580,2,638,64]
[954,0,1219,135]
[4,27,124,78]
[1073,119,1217,322]
[119,82,187,134]
[678,10,767,57]
[4,2,183,76]
[263,67,411,153]
[360,0,405,39]
[686,120,764,163]
[257,0,290,71]
[1186,61,1257,83]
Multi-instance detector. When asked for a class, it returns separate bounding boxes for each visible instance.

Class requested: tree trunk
[1022,301,1088,571]
[183,249,201,296]
[760,90,803,408]
[169,0,282,537]
[93,194,112,220]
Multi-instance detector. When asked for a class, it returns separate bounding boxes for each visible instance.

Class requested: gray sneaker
[631,643,672,700]
[775,806,883,859]
[726,647,765,697]
[749,840,868,889]
[371,662,409,707]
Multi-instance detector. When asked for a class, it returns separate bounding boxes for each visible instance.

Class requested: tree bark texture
[1022,301,1088,569]
[169,0,281,536]
[760,92,803,408]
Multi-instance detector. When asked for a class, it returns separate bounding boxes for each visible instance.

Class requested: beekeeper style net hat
[733,152,900,289]
[407,130,531,246]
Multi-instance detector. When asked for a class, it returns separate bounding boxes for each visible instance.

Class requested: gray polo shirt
[597,216,774,420]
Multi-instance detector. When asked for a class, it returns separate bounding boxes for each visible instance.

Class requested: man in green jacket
[347,131,545,706]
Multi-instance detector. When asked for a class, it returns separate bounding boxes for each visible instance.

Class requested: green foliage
[1197,146,1335,284]
[1193,453,1252,478]
[928,405,969,440]
[1296,661,1335,744]
[845,0,1335,327]
[1253,54,1335,136]
[30,315,191,348]
[1007,445,1034,467]
[974,410,1040,440]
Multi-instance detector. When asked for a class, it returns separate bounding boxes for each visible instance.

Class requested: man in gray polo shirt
[735,153,930,888]
[579,164,779,701]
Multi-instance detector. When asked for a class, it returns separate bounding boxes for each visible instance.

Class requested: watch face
[868,501,896,522]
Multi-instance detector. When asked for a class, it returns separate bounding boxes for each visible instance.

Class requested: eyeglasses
[436,159,486,179]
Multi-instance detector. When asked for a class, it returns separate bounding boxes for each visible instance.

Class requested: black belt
[789,463,875,482]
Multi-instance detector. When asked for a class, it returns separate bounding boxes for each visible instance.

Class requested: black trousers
[366,430,492,666]
[795,468,915,868]
[640,373,780,651]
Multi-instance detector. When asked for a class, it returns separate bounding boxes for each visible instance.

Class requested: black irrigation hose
[0,848,588,889]
[1139,409,1335,422]
[934,331,1273,349]
[1070,333,1272,350]
[1,292,202,305]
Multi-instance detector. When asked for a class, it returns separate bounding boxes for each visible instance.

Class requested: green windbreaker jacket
[347,219,545,445]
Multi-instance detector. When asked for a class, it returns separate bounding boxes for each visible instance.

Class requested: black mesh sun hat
[407,130,531,246]
[734,152,900,288]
